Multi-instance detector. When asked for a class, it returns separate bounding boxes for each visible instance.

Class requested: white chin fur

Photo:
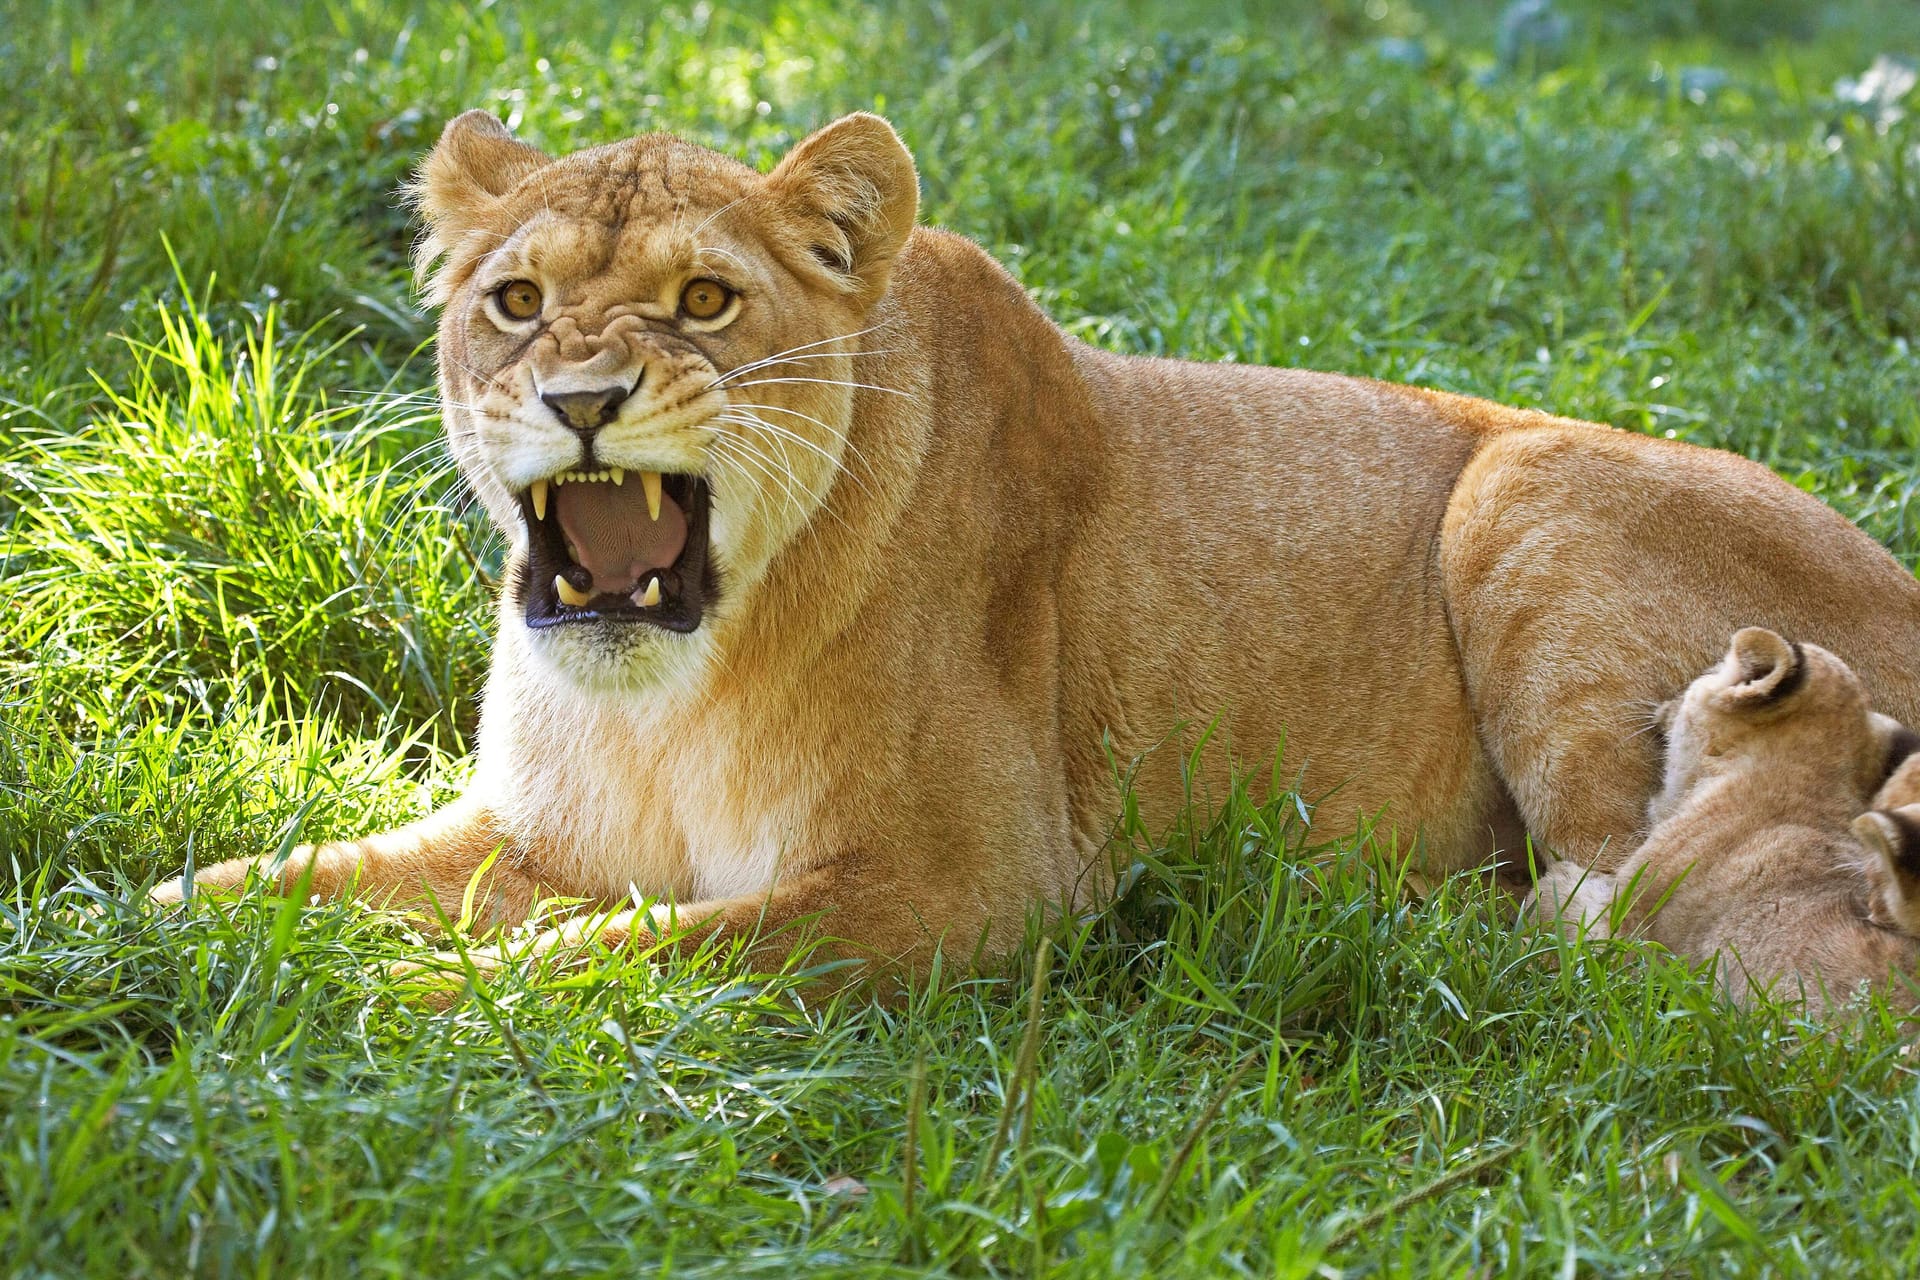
[491,592,713,694]
[522,621,715,694]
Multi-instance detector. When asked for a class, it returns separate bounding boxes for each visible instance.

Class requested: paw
[388,950,487,1010]
[388,936,546,1009]
[145,866,243,907]
[385,915,640,1010]
[146,855,298,908]
[1525,861,1616,940]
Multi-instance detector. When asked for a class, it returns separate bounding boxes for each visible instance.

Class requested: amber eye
[496,280,543,321]
[679,279,734,322]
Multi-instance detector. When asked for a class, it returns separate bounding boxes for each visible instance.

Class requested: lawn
[7,0,1920,1274]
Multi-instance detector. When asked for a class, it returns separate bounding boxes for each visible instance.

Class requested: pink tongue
[553,479,688,595]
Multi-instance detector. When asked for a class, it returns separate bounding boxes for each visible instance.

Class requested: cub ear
[1720,627,1805,709]
[1650,697,1679,746]
[1873,720,1920,806]
[407,110,552,298]
[769,112,919,303]
[1853,807,1920,934]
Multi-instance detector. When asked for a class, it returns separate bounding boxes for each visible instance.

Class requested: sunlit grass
[7,0,1920,1273]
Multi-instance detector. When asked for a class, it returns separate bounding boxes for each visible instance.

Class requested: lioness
[155,111,1920,982]
[1529,628,1920,1011]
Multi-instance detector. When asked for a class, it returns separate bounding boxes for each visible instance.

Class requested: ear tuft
[769,113,919,303]
[1722,627,1805,708]
[405,110,552,301]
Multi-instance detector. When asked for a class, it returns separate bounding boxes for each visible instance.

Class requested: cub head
[409,110,919,689]
[1851,807,1920,936]
[1648,627,1907,824]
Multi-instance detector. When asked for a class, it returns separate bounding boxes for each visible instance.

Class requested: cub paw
[1523,860,1618,941]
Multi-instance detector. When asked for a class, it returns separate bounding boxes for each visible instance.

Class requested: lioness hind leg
[1441,425,1920,871]
[398,852,960,1004]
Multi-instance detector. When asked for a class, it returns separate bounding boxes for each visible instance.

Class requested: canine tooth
[610,467,625,486]
[639,578,662,607]
[642,470,663,521]
[530,479,549,521]
[555,575,592,607]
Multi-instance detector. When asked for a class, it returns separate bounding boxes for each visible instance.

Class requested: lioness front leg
[404,849,996,999]
[150,797,546,932]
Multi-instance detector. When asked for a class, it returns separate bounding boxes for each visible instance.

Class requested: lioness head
[1647,626,1908,826]
[409,110,918,688]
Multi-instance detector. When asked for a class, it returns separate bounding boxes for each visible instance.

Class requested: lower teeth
[552,571,665,612]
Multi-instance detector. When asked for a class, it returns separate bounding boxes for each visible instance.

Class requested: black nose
[541,382,635,436]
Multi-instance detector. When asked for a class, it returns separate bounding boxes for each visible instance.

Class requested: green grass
[7,0,1920,1273]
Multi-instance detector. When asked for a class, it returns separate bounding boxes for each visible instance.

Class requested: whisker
[438,352,507,395]
[711,417,844,514]
[696,244,749,272]
[689,195,753,242]
[722,401,876,478]
[714,430,861,538]
[707,349,899,391]
[715,409,850,477]
[715,409,873,503]
[708,326,890,385]
[721,375,915,401]
[708,435,811,525]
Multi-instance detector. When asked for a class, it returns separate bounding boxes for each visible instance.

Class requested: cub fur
[156,112,1920,987]
[1530,628,1920,1012]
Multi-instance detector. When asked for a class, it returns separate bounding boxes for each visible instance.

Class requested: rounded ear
[1720,627,1806,709]
[406,110,552,298]
[1873,717,1920,802]
[1854,808,1920,931]
[1651,697,1679,745]
[769,112,919,303]
[1854,810,1902,865]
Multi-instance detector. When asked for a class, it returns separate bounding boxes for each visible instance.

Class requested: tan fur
[157,113,1920,990]
[1528,629,1920,1012]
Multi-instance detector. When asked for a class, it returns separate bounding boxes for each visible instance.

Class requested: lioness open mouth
[519,468,714,632]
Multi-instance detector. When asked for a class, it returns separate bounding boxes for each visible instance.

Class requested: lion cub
[1530,627,1920,1013]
